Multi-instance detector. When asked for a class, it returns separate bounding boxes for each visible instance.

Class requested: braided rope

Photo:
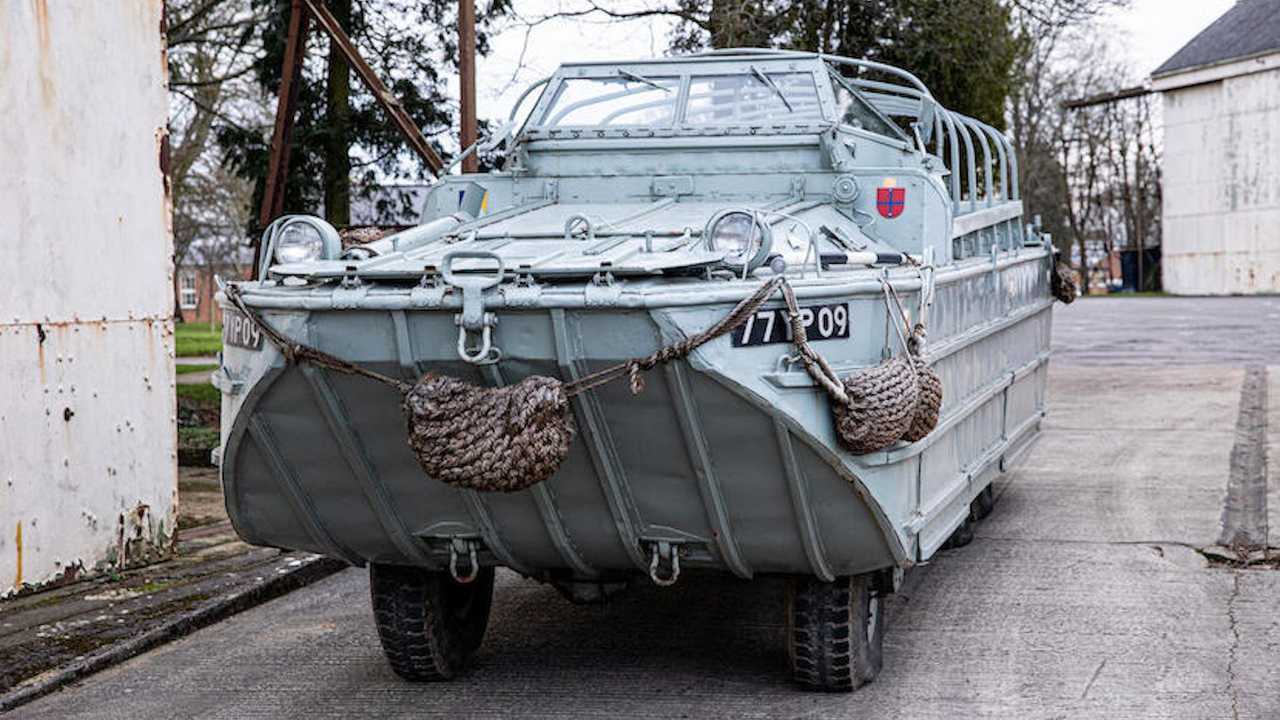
[782,278,942,454]
[562,276,786,397]
[223,284,412,393]
[1051,260,1078,304]
[225,271,945,488]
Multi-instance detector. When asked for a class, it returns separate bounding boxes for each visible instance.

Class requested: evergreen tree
[218,0,511,231]
[664,0,1019,127]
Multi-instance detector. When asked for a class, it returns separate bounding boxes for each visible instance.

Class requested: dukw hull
[218,249,1051,581]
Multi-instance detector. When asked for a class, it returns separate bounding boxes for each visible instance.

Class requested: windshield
[831,82,908,140]
[685,72,822,124]
[541,76,680,127]
[537,70,825,128]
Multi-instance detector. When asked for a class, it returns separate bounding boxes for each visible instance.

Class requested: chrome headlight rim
[260,215,342,276]
[704,209,773,273]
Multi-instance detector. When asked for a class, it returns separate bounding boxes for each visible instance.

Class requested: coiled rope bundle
[781,280,942,455]
[224,275,942,493]
[1051,260,1078,304]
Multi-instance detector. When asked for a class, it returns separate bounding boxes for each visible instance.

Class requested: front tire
[787,574,885,692]
[369,563,495,681]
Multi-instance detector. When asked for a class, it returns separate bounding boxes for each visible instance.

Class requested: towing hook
[441,249,506,365]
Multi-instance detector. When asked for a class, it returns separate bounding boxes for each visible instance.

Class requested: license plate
[731,302,850,347]
[222,309,263,351]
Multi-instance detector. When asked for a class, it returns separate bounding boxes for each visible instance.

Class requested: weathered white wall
[1160,59,1280,295]
[0,0,176,595]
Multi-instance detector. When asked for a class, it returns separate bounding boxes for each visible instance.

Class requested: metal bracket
[441,250,504,364]
[331,281,369,309]
[564,213,596,242]
[209,366,243,396]
[646,540,681,587]
[340,265,362,289]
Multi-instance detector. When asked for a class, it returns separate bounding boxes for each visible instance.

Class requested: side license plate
[222,309,263,351]
[731,302,850,347]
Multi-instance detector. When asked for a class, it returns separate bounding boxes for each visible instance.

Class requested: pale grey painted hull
[218,249,1052,580]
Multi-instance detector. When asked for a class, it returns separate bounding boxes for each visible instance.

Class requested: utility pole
[459,0,478,173]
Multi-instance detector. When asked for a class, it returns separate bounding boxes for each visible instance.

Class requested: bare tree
[167,0,269,321]
[1048,32,1161,293]
[1006,0,1129,252]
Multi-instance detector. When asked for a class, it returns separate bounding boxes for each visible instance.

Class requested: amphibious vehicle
[215,49,1054,691]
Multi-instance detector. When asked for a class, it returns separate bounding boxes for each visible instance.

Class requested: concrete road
[16,297,1280,719]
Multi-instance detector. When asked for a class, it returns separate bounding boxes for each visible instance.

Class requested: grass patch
[175,322,222,357]
[177,383,220,405]
[176,363,219,375]
[178,426,220,449]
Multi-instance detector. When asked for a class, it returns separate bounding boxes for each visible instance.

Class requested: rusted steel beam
[255,0,309,269]
[1061,85,1150,110]
[302,0,444,175]
[459,0,478,173]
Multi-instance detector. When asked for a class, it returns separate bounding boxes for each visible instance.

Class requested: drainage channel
[1205,365,1272,567]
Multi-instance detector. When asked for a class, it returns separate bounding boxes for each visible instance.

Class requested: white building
[1152,0,1280,295]
[0,3,176,594]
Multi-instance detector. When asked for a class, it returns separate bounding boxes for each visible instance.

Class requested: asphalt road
[16,296,1280,719]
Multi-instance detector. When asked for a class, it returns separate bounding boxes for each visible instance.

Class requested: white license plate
[731,303,850,347]
[222,309,263,351]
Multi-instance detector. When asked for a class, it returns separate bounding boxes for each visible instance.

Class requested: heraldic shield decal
[876,186,905,219]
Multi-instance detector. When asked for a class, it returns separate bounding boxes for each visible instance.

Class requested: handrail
[957,116,994,206]
[944,110,978,213]
[819,54,932,95]
[940,111,963,213]
[692,47,934,97]
[971,119,1011,201]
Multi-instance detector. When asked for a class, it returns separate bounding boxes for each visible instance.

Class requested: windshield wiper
[750,65,793,112]
[618,69,671,94]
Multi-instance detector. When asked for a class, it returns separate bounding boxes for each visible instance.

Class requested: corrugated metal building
[1152,0,1280,295]
[0,2,176,595]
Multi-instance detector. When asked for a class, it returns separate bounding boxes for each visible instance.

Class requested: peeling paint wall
[1160,57,1280,295]
[0,1,176,596]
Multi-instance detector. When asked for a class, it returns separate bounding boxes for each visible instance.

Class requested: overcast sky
[463,0,1240,124]
[1115,0,1237,71]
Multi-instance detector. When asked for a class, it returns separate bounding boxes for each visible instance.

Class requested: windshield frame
[526,58,838,133]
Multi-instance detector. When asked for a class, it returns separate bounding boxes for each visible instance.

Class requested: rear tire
[787,574,884,692]
[970,484,996,520]
[369,563,495,681]
[942,516,975,549]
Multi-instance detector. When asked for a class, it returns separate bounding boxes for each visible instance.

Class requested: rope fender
[223,277,943,492]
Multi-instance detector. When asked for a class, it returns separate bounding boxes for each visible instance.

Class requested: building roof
[1153,0,1280,78]
[350,183,431,226]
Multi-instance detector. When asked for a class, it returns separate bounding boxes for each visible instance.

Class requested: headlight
[274,220,326,264]
[705,210,773,273]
